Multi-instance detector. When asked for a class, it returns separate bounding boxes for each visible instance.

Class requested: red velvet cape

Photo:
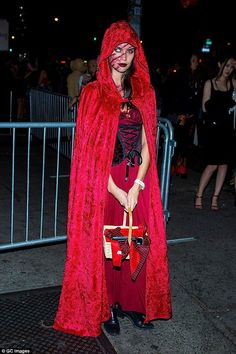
[54,20,172,337]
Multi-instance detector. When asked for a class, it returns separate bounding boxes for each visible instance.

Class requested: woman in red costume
[53,20,172,337]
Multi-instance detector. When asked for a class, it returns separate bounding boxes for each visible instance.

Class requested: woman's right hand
[111,186,128,209]
[108,175,128,209]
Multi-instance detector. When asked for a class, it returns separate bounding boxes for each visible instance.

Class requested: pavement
[0,146,236,354]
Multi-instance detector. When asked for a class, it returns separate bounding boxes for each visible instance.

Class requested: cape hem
[145,312,172,323]
[53,321,102,337]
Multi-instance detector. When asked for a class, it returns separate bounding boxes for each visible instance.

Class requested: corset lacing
[112,104,143,180]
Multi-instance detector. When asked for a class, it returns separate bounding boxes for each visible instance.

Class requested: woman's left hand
[127,184,141,211]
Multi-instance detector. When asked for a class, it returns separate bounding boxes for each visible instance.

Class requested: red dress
[104,104,149,313]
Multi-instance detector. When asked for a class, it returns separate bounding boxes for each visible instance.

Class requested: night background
[1,0,235,67]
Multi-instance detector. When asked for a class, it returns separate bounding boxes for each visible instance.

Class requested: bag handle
[122,208,133,245]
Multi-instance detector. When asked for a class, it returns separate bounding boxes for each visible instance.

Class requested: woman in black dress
[195,54,236,210]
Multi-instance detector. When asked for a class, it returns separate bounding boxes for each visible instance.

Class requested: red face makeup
[109,43,135,73]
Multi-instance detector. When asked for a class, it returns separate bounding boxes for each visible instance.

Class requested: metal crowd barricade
[0,90,176,251]
[29,89,77,159]
[157,117,176,222]
[29,89,175,220]
[0,122,75,251]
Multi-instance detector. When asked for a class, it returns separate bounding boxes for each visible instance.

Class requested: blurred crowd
[0,48,235,207]
[150,51,236,208]
[0,52,97,122]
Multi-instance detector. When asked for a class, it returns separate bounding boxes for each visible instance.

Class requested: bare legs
[17,98,26,121]
[195,164,228,209]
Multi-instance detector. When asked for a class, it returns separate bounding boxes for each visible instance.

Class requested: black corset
[112,104,143,179]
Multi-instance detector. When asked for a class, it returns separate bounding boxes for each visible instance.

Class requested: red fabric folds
[53,20,172,337]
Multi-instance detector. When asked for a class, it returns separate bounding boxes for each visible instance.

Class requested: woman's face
[109,43,135,73]
[222,58,236,78]
[190,55,199,71]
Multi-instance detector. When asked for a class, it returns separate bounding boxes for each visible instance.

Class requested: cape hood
[54,20,172,337]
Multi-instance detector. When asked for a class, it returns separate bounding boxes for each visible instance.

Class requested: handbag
[103,209,150,280]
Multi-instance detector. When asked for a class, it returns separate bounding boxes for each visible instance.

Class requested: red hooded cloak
[54,20,172,337]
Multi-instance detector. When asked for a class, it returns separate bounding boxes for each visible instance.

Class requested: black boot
[103,305,120,336]
[116,303,154,330]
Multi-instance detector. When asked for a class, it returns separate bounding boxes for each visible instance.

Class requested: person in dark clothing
[195,54,236,210]
[162,55,206,178]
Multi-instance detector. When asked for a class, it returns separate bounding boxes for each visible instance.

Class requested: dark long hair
[216,49,236,79]
[122,63,134,99]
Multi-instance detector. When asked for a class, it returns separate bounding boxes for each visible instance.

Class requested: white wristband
[134,179,145,190]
